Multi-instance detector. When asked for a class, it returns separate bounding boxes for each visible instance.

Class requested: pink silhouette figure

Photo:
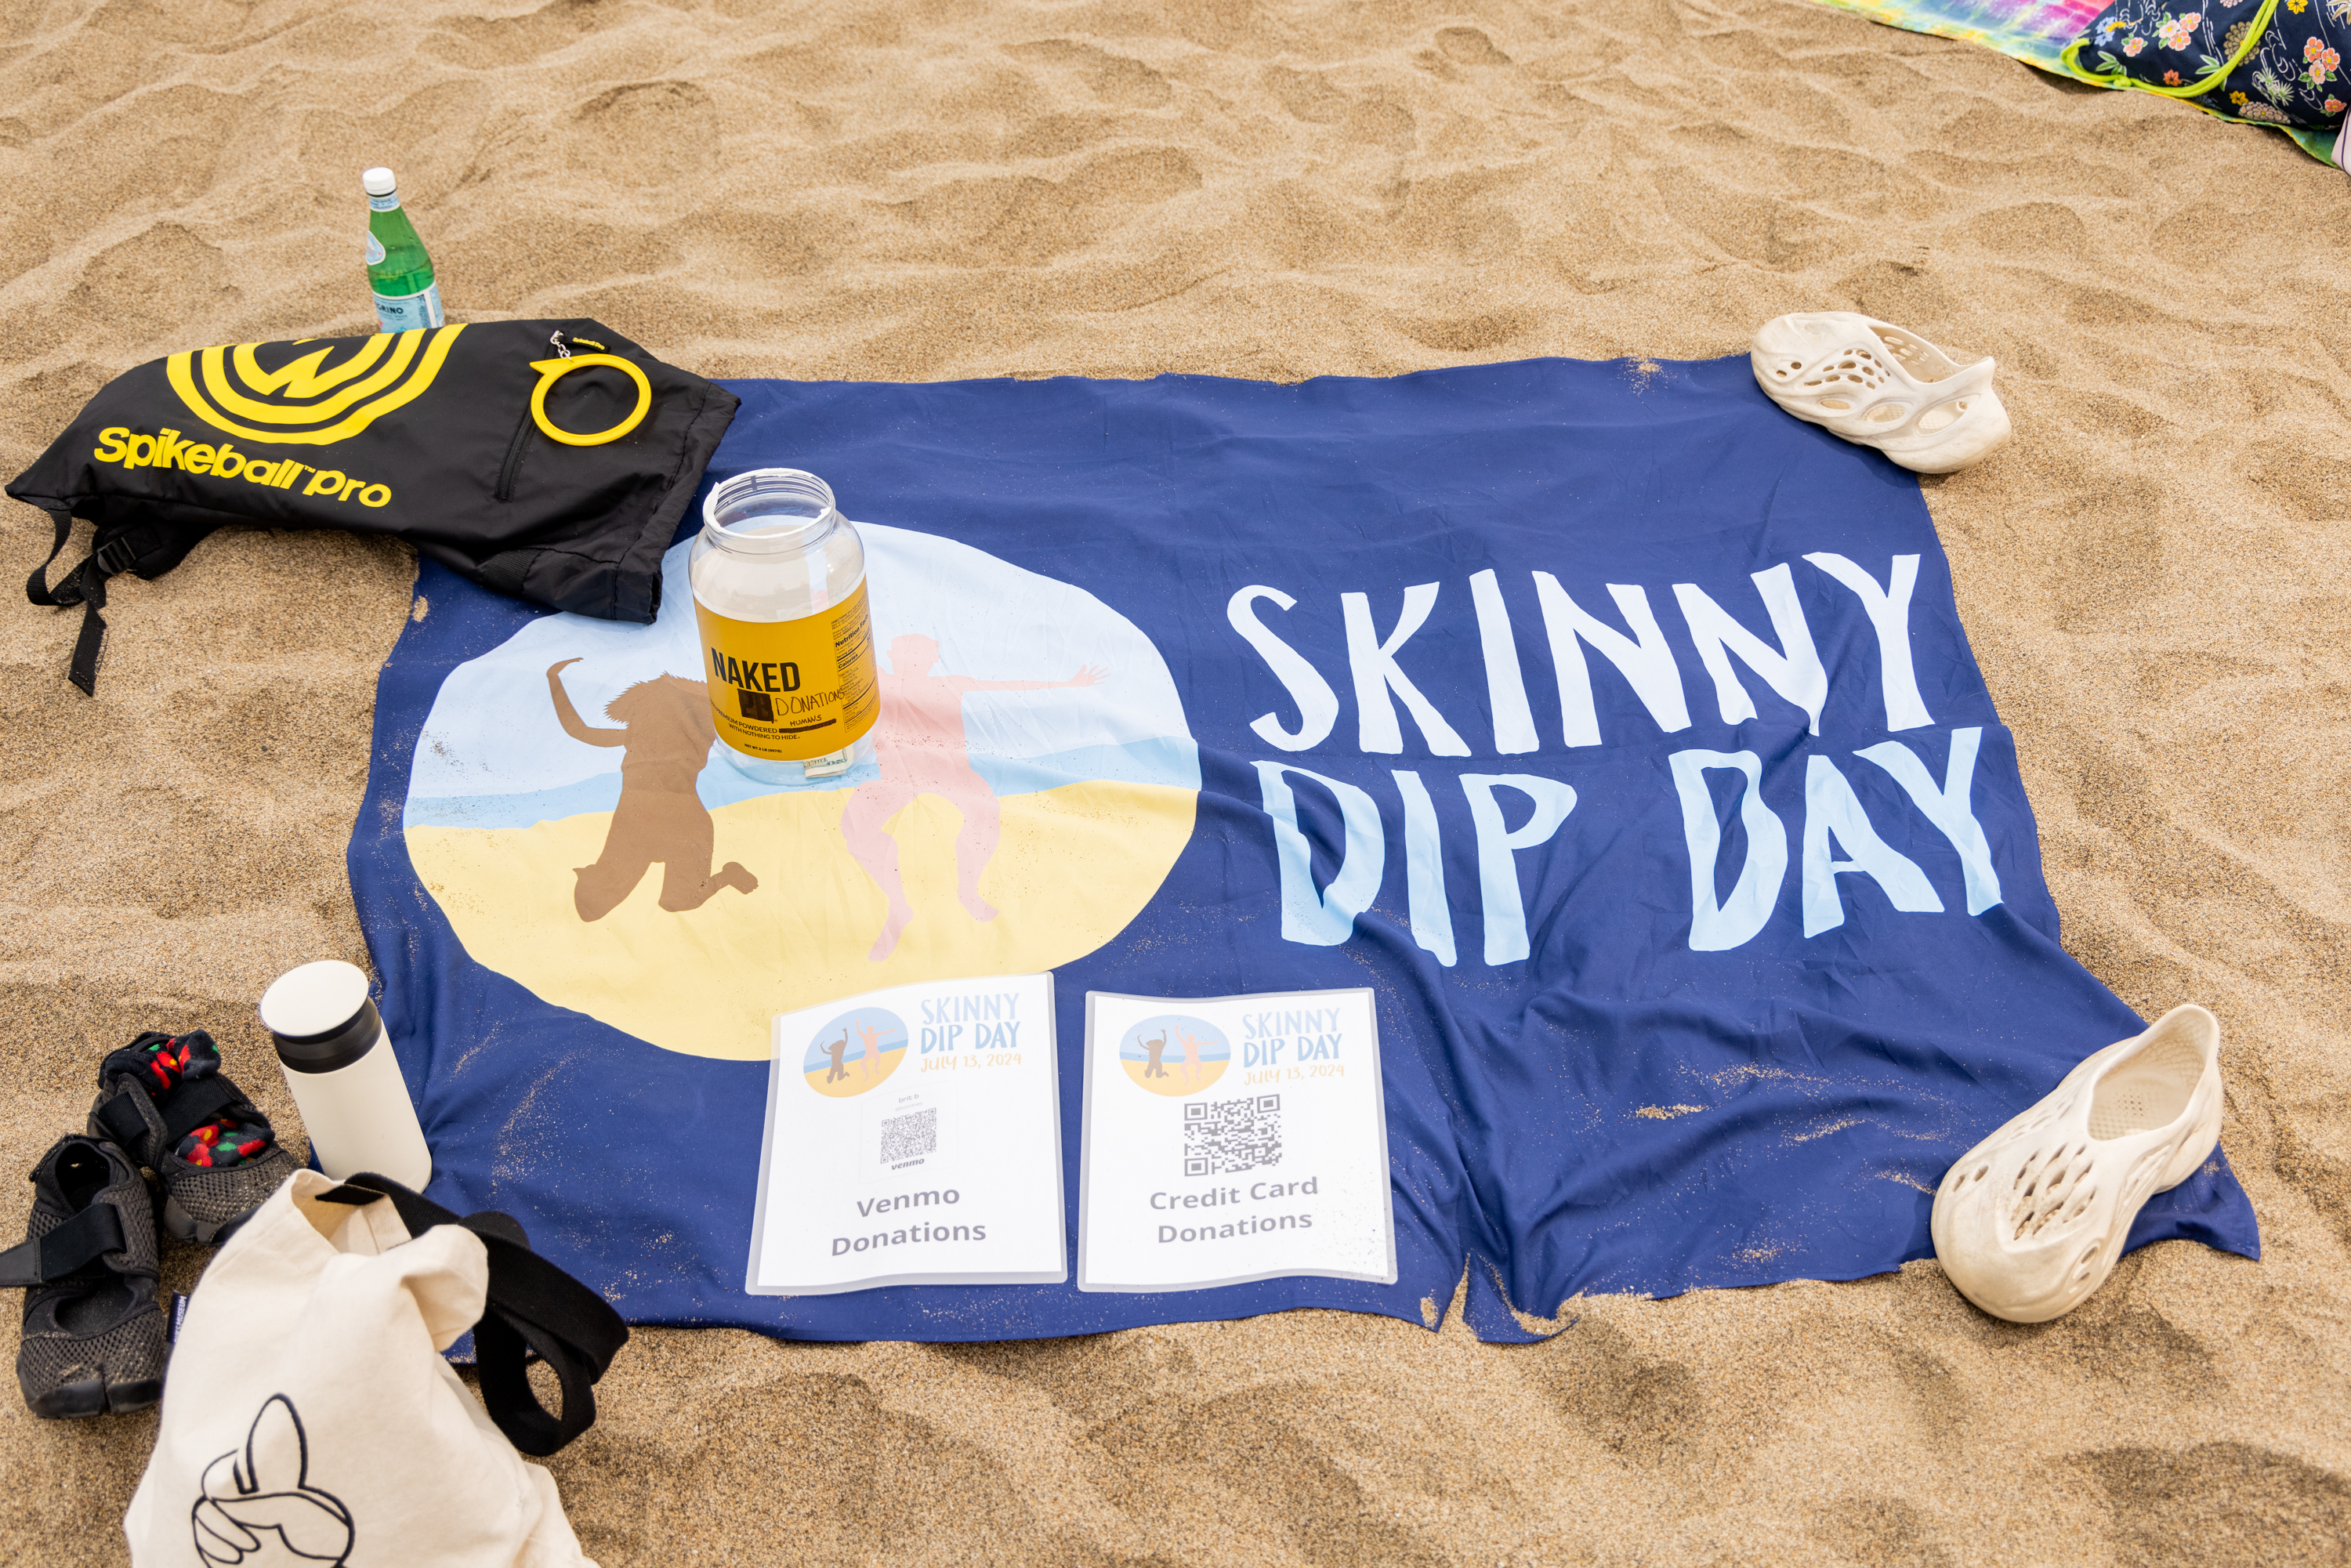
[857,1020,885,1084]
[842,633,1106,962]
[1175,1026,1212,1088]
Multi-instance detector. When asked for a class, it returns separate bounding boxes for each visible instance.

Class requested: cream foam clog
[1930,1005,2223,1324]
[1751,313,2012,474]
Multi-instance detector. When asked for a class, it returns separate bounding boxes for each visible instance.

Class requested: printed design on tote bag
[190,1393,354,1566]
[166,325,468,446]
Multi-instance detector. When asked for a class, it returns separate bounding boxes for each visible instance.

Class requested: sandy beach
[5,0,2350,1561]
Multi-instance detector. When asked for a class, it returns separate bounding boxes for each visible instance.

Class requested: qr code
[1183,1095,1281,1177]
[879,1108,936,1167]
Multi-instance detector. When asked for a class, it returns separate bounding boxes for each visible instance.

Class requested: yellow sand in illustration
[802,1045,905,1098]
[1121,1057,1227,1097]
[406,778,1194,1061]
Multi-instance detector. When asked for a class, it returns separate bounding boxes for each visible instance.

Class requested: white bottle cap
[361,167,398,197]
[260,960,373,1039]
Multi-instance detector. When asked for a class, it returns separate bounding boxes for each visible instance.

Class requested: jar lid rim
[701,467,841,548]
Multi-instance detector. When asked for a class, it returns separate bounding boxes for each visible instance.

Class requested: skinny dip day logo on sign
[1116,1014,1230,1097]
[800,1006,908,1098]
[1078,988,1394,1295]
[748,973,1064,1295]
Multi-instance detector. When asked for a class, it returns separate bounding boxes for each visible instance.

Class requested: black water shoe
[3,1134,164,1418]
[90,1030,297,1245]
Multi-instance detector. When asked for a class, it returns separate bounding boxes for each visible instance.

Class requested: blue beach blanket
[353,355,2258,1343]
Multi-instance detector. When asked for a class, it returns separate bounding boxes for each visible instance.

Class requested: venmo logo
[92,427,393,507]
[165,324,466,446]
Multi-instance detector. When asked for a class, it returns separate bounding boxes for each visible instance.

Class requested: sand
[5,0,2350,1560]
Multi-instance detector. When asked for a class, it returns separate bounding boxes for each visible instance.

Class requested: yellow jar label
[694,581,878,762]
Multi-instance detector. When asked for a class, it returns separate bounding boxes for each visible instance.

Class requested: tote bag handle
[313,1174,630,1458]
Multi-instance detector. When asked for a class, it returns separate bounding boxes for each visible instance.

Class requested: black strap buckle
[92,535,141,578]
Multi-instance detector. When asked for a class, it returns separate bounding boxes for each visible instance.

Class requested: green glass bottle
[363,167,444,332]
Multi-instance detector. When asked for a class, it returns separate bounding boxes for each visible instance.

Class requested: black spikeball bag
[7,318,737,691]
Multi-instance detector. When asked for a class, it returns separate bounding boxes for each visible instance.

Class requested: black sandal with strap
[2,1134,164,1418]
[91,1030,298,1246]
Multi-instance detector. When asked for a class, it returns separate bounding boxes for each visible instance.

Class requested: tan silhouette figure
[857,1020,886,1085]
[546,659,760,923]
[820,1030,849,1084]
[842,633,1106,962]
[1143,1029,1169,1080]
[1175,1026,1212,1089]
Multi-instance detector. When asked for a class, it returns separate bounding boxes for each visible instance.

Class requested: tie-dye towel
[1809,0,2338,159]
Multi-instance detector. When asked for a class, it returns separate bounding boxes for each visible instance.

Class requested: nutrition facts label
[746,973,1064,1295]
[1076,987,1394,1294]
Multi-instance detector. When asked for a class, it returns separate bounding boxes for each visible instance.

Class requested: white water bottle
[258,961,432,1188]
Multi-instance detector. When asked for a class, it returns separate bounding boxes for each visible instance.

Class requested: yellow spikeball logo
[166,324,466,446]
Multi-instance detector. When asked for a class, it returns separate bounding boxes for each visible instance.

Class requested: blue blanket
[353,354,2258,1342]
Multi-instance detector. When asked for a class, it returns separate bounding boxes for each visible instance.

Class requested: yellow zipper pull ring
[528,354,652,446]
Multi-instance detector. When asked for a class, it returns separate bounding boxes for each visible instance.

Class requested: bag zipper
[494,407,534,502]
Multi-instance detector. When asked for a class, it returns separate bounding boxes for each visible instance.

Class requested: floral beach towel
[1806,0,2342,158]
[2064,0,2351,135]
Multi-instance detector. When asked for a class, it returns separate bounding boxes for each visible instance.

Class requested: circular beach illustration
[1118,1014,1229,1097]
[802,1007,908,1097]
[403,524,1200,1061]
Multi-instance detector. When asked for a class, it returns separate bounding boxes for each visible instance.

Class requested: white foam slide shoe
[1930,1005,2224,1324]
[1751,313,2012,474]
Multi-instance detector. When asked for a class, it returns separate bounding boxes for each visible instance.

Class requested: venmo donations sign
[353,356,2258,1344]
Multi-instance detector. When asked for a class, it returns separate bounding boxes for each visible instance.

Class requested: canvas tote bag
[125,1169,625,1567]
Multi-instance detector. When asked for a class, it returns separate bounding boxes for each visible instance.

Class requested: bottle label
[371,281,444,333]
[695,581,879,763]
[365,233,386,265]
[369,192,400,212]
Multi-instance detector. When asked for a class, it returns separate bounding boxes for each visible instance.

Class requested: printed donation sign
[747,973,1064,1295]
[1078,988,1395,1293]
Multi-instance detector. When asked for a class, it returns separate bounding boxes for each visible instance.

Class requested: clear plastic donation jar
[690,468,880,784]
